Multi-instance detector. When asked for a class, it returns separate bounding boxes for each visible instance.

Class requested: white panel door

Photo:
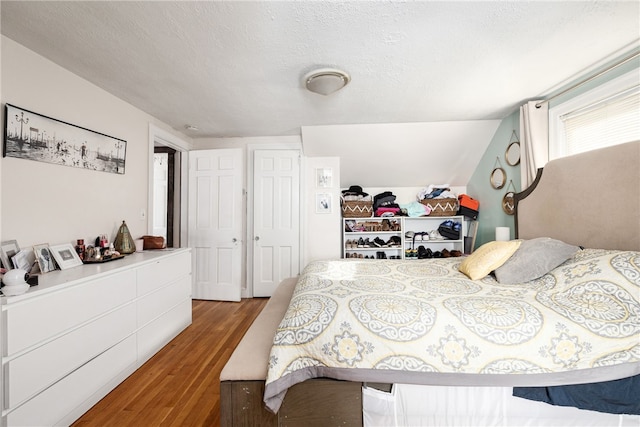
[253,150,300,297]
[188,149,242,301]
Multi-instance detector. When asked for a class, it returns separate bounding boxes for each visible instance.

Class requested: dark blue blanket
[513,375,640,415]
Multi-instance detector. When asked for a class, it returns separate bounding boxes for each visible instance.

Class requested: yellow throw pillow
[459,240,522,280]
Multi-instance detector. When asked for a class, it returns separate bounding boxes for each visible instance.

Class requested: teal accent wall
[467,110,520,248]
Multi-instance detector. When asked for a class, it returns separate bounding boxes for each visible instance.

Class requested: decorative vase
[114,220,136,254]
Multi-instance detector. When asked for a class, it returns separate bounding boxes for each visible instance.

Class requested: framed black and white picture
[0,240,20,270]
[49,243,83,270]
[316,192,332,214]
[3,104,127,174]
[316,168,332,188]
[33,243,57,274]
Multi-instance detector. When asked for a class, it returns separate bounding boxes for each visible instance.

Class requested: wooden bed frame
[220,141,639,426]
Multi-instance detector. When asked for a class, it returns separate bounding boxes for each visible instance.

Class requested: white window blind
[560,86,640,156]
[549,68,640,160]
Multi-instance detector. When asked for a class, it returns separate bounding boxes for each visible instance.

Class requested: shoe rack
[403,216,465,259]
[343,216,466,260]
[343,218,403,259]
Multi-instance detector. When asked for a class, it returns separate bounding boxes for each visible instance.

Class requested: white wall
[302,121,500,188]
[1,37,190,249]
[302,157,341,265]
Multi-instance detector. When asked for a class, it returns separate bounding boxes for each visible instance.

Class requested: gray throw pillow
[494,237,580,284]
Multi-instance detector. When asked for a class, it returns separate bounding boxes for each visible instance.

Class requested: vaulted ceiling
[2,1,638,140]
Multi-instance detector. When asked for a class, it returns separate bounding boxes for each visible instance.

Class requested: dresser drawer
[138,298,191,361]
[5,270,136,356]
[6,303,136,408]
[6,335,137,427]
[136,251,191,297]
[137,276,191,328]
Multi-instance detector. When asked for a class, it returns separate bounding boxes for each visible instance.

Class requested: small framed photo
[49,243,83,270]
[316,192,332,214]
[316,168,332,188]
[12,249,36,272]
[33,243,58,274]
[0,240,20,270]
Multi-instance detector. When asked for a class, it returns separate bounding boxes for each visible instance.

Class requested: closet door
[188,149,242,301]
[253,150,300,297]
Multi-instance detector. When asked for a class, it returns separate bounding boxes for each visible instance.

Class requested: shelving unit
[403,215,465,259]
[343,218,403,259]
[343,216,465,260]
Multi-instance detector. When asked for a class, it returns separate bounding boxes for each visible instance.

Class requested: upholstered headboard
[515,141,640,251]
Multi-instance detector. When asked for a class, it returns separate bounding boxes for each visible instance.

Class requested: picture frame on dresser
[33,243,57,273]
[0,240,20,270]
[49,243,83,270]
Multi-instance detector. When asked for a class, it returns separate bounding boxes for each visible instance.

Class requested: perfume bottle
[75,239,85,261]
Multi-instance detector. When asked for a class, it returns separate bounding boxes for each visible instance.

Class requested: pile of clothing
[373,191,401,217]
[417,184,457,201]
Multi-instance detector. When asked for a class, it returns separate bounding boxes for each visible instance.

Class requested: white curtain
[519,101,549,189]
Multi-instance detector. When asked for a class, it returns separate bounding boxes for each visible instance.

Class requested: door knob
[254,236,260,241]
[232,238,237,243]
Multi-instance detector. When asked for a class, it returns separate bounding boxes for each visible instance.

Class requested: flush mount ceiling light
[184,125,199,131]
[304,68,351,96]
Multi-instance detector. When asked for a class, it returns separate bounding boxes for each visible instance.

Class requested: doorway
[148,124,189,249]
[153,146,176,247]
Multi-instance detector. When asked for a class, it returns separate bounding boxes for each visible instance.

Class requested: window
[549,68,640,160]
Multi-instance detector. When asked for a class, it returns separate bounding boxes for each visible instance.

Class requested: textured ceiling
[1,1,639,139]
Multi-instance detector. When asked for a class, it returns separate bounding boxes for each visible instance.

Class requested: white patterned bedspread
[264,249,640,412]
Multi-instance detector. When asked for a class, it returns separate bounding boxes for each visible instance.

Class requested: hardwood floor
[72,298,269,427]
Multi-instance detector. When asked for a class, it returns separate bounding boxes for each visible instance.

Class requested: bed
[220,141,640,426]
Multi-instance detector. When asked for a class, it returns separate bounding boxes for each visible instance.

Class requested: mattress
[264,249,640,412]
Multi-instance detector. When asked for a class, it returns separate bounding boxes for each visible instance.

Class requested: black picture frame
[3,104,127,174]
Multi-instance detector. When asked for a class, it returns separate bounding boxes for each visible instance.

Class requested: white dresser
[1,249,192,427]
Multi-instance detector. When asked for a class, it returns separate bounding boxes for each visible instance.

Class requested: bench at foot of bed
[219,277,368,426]
[221,378,363,426]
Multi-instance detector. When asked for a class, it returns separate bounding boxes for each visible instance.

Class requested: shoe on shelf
[426,248,434,259]
[433,251,442,258]
[374,237,386,247]
[450,250,463,257]
[452,222,462,232]
[429,230,444,240]
[417,245,427,259]
[442,249,451,258]
[440,220,454,229]
[387,236,401,247]
[405,231,415,239]
[357,237,365,248]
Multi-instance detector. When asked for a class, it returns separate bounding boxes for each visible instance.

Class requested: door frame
[148,124,192,247]
[246,137,303,298]
[153,146,176,247]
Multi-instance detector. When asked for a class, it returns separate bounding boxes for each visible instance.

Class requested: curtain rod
[535,50,640,108]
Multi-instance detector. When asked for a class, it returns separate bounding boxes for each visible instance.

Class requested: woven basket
[420,198,459,216]
[341,200,373,218]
